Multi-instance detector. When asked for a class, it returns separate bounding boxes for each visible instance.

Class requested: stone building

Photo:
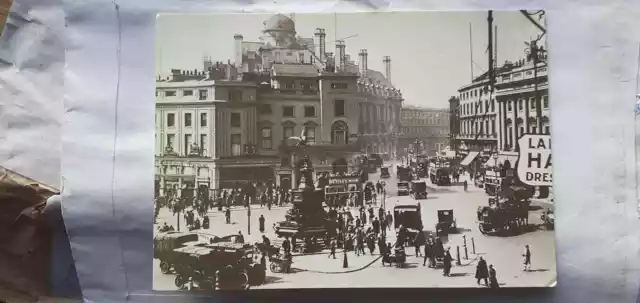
[451,49,549,170]
[398,106,450,157]
[155,14,403,195]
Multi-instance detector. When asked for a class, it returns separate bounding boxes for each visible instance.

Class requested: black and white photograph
[153,11,555,291]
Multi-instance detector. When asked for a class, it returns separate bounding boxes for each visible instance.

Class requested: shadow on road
[449,273,470,277]
[454,227,473,233]
[526,269,549,273]
[264,276,284,284]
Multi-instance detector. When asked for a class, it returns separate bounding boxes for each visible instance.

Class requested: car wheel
[174,274,187,290]
[478,223,487,234]
[159,261,171,274]
[238,270,250,290]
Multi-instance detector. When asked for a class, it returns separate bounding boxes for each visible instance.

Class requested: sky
[156,11,545,108]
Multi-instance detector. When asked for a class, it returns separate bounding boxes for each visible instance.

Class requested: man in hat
[443,247,453,276]
[475,256,489,286]
[523,245,531,271]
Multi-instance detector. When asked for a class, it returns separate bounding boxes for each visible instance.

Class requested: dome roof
[264,14,295,33]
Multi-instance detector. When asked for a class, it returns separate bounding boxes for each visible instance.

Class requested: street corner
[291,251,382,274]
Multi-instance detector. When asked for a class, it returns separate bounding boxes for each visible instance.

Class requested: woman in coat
[489,265,499,288]
[475,256,489,286]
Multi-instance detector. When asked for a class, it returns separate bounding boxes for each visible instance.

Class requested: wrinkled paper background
[3,0,640,302]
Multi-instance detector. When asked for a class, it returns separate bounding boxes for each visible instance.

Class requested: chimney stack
[314,28,326,63]
[383,56,391,83]
[335,40,346,71]
[234,34,243,70]
[359,49,368,77]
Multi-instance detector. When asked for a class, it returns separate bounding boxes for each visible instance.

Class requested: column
[501,101,507,150]
[211,162,220,191]
[160,176,166,196]
[511,104,518,148]
[524,97,530,134]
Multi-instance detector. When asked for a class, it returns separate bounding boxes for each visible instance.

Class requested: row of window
[165,133,208,156]
[402,127,448,136]
[461,120,496,136]
[165,112,208,128]
[258,100,346,118]
[460,99,496,116]
[163,126,350,157]
[402,118,447,126]
[157,89,243,101]
[459,69,544,101]
[161,89,208,100]
[506,96,549,112]
[460,121,551,140]
[459,95,549,116]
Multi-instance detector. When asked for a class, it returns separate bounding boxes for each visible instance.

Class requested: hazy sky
[156,11,544,108]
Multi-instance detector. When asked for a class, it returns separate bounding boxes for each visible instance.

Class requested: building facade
[451,50,549,169]
[155,14,403,196]
[397,106,450,157]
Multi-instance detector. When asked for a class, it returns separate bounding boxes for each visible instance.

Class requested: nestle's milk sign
[516,134,552,187]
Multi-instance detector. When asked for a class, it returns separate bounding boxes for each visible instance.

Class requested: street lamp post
[492,152,499,203]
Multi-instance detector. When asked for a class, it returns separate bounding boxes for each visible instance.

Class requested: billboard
[516,134,552,187]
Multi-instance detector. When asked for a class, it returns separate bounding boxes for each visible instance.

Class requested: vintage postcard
[153,11,555,291]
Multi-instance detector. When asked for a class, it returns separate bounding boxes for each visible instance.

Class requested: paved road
[154,162,556,290]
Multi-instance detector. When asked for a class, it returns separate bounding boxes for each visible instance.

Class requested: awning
[460,151,480,166]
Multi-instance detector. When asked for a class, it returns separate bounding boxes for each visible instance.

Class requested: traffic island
[291,251,382,274]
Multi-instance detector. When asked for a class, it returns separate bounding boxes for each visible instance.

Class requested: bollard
[456,245,461,265]
[472,237,476,254]
[343,250,349,268]
[463,235,467,247]
[464,245,469,260]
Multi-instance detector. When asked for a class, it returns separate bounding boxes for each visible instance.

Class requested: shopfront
[218,166,275,189]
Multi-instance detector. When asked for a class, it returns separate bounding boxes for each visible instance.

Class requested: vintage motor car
[154,231,199,274]
[172,241,264,291]
[477,199,529,236]
[397,182,410,196]
[393,202,423,246]
[435,209,457,236]
[410,180,428,200]
[380,166,390,179]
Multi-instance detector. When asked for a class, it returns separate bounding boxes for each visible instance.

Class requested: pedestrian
[489,265,499,288]
[423,240,431,266]
[328,239,337,259]
[202,216,209,229]
[372,217,380,234]
[282,237,291,254]
[413,231,424,257]
[236,231,245,244]
[259,214,265,233]
[225,207,231,224]
[523,245,531,271]
[443,247,452,276]
[386,211,393,229]
[475,256,489,286]
[377,236,386,256]
[356,233,365,256]
[463,180,468,192]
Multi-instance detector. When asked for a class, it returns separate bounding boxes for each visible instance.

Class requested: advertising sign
[516,134,552,187]
[328,177,360,185]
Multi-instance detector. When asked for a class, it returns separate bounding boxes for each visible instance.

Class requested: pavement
[153,162,556,290]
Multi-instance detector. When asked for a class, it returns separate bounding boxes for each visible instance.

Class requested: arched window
[331,121,349,145]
